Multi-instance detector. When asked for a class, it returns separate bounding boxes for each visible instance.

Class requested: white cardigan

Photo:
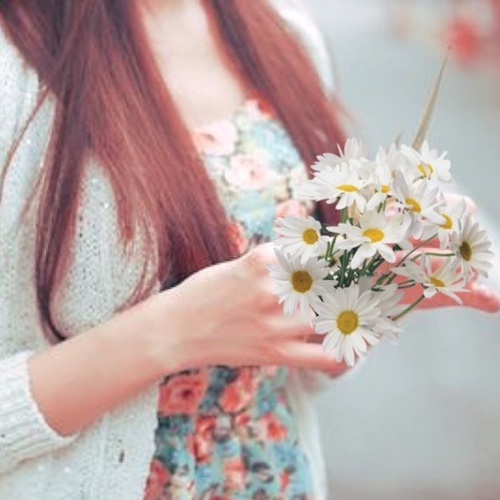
[0,2,334,498]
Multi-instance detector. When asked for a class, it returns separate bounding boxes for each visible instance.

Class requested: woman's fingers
[278,340,342,371]
[460,282,500,313]
[265,312,316,339]
[416,282,500,313]
[241,242,278,273]
[392,248,499,313]
[305,332,328,344]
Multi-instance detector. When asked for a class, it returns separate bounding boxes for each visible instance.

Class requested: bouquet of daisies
[269,66,495,367]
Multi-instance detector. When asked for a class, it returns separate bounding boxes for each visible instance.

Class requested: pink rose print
[223,457,246,492]
[234,411,251,429]
[219,368,260,414]
[262,412,288,441]
[280,470,291,491]
[234,411,266,443]
[194,416,217,464]
[193,121,238,156]
[225,154,273,191]
[144,459,171,500]
[275,200,308,219]
[158,371,209,416]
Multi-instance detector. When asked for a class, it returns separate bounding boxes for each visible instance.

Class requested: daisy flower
[450,215,494,279]
[274,215,330,264]
[364,161,395,211]
[314,285,382,367]
[330,211,412,269]
[372,286,405,343]
[312,138,368,171]
[401,141,452,182]
[394,257,467,304]
[268,250,332,317]
[372,143,408,173]
[360,144,414,210]
[421,197,467,248]
[392,174,445,237]
[296,163,368,211]
[359,278,404,344]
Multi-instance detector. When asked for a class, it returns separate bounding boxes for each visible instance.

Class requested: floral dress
[143,99,317,500]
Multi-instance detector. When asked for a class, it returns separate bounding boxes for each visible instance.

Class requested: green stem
[364,255,380,274]
[383,235,437,286]
[423,252,456,258]
[392,294,426,321]
[397,235,437,268]
[397,279,415,287]
[341,207,349,224]
[338,250,350,288]
[377,199,388,214]
[325,240,333,261]
[375,271,393,287]
[324,236,338,267]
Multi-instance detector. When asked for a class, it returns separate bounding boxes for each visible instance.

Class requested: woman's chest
[193,99,312,250]
[5,100,311,339]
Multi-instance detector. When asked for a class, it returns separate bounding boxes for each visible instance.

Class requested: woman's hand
[395,260,500,313]
[386,193,500,313]
[151,243,343,373]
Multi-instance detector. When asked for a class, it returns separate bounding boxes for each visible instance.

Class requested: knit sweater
[0,2,334,498]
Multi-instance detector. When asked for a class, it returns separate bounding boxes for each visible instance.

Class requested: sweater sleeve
[0,24,79,475]
[0,26,160,495]
[0,352,77,474]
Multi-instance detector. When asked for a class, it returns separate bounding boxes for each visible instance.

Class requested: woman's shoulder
[271,0,335,93]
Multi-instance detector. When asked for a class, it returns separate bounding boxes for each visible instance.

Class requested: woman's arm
[25,294,182,437]
[0,244,341,474]
[0,291,184,474]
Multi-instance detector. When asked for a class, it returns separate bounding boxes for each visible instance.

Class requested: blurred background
[305,1,500,499]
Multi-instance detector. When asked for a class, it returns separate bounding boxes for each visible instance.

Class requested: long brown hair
[0,0,346,340]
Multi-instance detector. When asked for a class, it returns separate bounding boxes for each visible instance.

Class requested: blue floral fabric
[144,100,316,500]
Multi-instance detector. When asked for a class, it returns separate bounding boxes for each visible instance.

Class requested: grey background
[306,1,500,499]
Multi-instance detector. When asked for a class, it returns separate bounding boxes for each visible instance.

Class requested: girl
[0,1,497,498]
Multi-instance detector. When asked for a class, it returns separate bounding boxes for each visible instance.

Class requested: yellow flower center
[381,185,391,194]
[363,228,385,243]
[337,184,359,193]
[430,276,445,288]
[440,214,453,230]
[460,241,472,262]
[418,163,434,178]
[291,271,313,294]
[337,310,359,335]
[406,197,422,214]
[302,228,319,245]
